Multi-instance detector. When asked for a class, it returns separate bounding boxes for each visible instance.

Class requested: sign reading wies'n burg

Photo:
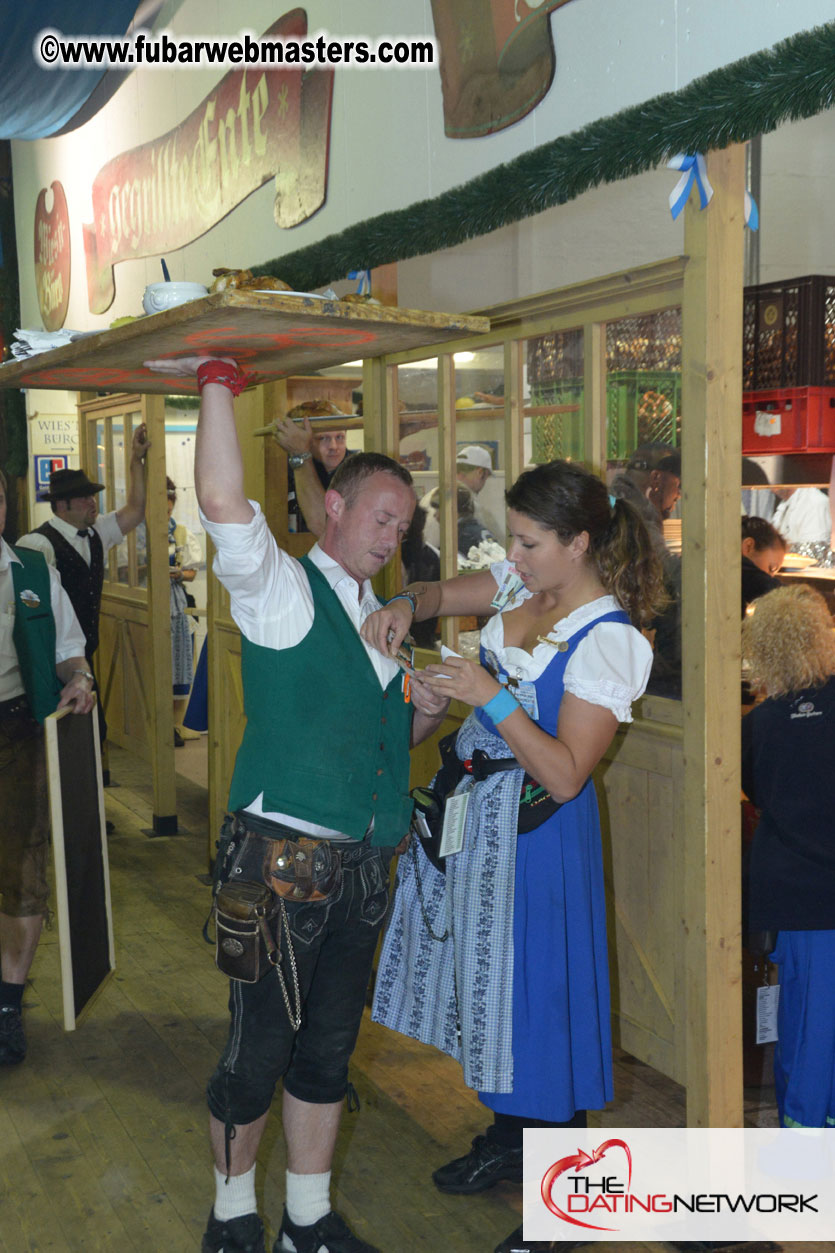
[83,8,333,313]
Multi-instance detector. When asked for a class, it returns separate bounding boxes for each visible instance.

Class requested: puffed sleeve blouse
[483,559,653,723]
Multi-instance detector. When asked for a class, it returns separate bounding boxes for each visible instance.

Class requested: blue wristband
[386,591,417,615]
[481,687,519,725]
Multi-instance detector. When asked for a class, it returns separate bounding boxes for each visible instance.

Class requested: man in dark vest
[0,467,95,1067]
[17,425,150,773]
[145,353,450,1253]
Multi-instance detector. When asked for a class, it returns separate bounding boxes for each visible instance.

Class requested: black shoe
[495,1225,585,1253]
[201,1209,265,1253]
[432,1134,523,1194]
[174,728,185,747]
[105,820,115,835]
[274,1207,380,1253]
[0,1007,26,1065]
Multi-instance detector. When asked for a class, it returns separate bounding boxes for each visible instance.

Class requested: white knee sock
[285,1170,331,1226]
[213,1164,257,1221]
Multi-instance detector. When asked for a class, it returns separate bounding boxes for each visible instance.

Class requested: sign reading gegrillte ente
[82,8,333,314]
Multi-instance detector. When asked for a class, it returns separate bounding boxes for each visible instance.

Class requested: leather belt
[0,695,30,720]
[464,748,521,781]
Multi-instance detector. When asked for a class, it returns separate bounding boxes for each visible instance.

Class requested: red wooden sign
[82,8,333,314]
[430,0,577,137]
[34,181,71,331]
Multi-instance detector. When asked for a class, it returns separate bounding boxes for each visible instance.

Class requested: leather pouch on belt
[215,881,278,983]
[265,836,342,902]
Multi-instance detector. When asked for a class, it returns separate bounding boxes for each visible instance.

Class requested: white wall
[8,1,835,502]
[11,0,835,333]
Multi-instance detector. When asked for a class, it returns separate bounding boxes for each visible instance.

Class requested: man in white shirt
[17,424,149,666]
[0,467,95,1067]
[146,353,450,1253]
[772,486,832,547]
[18,426,150,780]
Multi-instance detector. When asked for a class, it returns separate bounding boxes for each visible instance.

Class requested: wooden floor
[0,746,830,1252]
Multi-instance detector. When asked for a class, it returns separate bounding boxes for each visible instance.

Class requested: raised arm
[272,414,326,537]
[115,423,150,535]
[144,356,254,525]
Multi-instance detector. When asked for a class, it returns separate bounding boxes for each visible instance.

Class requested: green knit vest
[11,546,63,724]
[227,555,414,845]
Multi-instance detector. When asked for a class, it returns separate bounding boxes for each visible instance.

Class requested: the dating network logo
[541,1138,633,1231]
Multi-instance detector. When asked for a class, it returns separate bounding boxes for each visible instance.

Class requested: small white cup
[142,281,208,315]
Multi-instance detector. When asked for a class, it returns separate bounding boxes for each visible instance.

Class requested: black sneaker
[274,1207,380,1253]
[201,1209,266,1253]
[0,1007,26,1065]
[432,1134,523,1194]
[495,1226,585,1253]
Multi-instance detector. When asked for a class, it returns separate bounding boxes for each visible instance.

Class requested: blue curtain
[0,2,138,140]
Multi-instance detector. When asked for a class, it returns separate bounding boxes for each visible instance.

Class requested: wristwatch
[288,452,312,469]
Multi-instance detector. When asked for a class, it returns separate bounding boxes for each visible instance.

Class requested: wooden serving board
[0,291,490,396]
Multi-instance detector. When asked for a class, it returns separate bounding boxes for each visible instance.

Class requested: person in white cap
[455,445,493,496]
[420,445,493,549]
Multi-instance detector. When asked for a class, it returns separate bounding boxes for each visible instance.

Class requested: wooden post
[583,321,605,474]
[437,353,459,648]
[681,144,745,1126]
[144,392,178,834]
[371,263,398,307]
[504,339,524,486]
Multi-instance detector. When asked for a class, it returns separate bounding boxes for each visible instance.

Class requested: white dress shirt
[17,510,125,566]
[772,489,832,546]
[201,501,400,835]
[0,539,86,702]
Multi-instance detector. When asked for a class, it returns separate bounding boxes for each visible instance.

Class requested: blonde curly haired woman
[742,584,835,1127]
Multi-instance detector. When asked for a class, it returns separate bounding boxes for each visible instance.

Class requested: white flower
[458,538,507,570]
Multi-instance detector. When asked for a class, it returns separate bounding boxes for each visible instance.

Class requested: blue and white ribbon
[667,152,714,220]
[744,189,759,231]
[348,268,371,295]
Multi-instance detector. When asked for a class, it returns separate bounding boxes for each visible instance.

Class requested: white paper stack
[10,328,93,359]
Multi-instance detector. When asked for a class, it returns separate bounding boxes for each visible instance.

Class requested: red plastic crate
[742,386,835,455]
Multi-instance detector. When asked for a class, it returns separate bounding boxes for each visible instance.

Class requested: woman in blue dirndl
[363,461,667,1253]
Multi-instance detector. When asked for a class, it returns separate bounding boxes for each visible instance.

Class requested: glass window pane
[93,418,106,487]
[525,329,584,464]
[451,346,507,660]
[605,308,682,700]
[111,414,139,585]
[451,345,506,569]
[396,359,442,651]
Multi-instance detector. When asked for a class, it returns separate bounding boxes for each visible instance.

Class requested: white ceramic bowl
[142,281,208,314]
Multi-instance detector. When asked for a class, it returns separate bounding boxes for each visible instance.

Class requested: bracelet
[72,669,95,684]
[481,687,518,725]
[386,590,417,615]
[196,360,254,396]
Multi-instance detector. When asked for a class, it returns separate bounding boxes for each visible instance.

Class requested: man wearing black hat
[17,425,150,719]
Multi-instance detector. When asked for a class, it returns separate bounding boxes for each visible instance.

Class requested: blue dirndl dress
[373,608,628,1121]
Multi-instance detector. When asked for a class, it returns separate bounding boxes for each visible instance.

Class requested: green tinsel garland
[251,21,835,292]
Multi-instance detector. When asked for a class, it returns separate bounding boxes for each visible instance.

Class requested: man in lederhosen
[17,424,150,768]
[0,467,95,1065]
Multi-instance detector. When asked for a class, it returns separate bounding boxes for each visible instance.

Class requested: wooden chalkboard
[0,290,490,396]
[44,706,115,1030]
